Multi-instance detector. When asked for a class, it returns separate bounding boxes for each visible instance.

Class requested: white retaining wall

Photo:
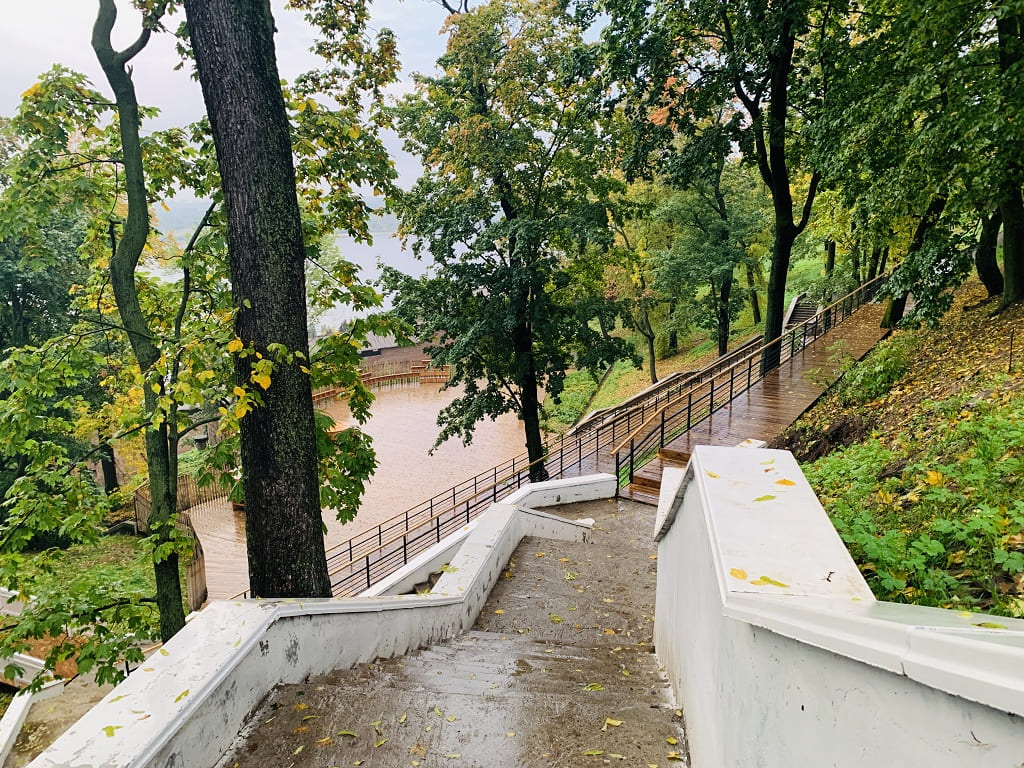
[29,474,613,768]
[655,446,1024,767]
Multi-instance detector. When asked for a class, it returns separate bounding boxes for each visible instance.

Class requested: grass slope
[780,282,1024,616]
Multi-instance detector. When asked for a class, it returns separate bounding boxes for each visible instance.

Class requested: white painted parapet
[363,473,610,597]
[655,445,1024,767]
[29,475,611,768]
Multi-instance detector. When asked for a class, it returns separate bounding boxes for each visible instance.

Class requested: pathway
[623,302,889,503]
[217,498,688,768]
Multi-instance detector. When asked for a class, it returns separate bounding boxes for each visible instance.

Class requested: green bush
[805,396,1024,616]
[836,333,916,405]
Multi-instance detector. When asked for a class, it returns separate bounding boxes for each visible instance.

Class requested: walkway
[624,302,889,503]
[218,498,688,768]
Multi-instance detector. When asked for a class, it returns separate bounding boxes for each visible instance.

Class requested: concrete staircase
[233,630,683,767]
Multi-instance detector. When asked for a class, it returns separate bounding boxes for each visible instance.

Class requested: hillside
[777,282,1024,617]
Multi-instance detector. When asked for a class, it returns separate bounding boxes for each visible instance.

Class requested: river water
[318,382,525,541]
[190,381,526,599]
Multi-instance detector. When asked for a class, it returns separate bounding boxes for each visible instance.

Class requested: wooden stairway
[626,448,690,504]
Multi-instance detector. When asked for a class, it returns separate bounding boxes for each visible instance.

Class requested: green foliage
[806,391,1024,615]
[386,0,629,466]
[542,369,603,433]
[835,334,917,406]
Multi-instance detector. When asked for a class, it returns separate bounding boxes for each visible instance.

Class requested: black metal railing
[235,274,885,599]
[614,274,886,485]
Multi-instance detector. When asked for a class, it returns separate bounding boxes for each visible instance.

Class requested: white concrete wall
[29,475,611,768]
[364,473,611,597]
[656,446,1024,767]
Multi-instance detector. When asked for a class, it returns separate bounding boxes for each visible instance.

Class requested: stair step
[659,447,690,465]
[629,472,661,491]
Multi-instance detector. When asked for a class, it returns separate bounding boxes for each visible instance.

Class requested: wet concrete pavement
[218,498,688,768]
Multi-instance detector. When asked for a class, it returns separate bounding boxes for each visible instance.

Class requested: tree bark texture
[93,0,185,641]
[512,321,548,482]
[745,265,761,325]
[184,0,331,598]
[997,12,1024,309]
[975,209,1004,298]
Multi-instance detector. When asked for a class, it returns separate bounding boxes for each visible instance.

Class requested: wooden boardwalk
[623,302,890,503]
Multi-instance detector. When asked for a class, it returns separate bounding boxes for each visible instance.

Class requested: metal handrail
[234,274,885,599]
[614,275,886,485]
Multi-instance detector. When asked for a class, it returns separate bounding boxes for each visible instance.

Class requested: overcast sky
[0,0,451,187]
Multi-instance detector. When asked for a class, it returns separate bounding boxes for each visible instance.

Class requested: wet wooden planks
[625,303,889,497]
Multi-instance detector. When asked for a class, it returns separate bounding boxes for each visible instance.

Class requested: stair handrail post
[629,438,635,483]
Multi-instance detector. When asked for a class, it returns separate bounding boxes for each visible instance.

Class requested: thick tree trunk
[878,247,888,275]
[93,0,185,641]
[184,0,330,598]
[975,209,1004,298]
[997,12,1024,309]
[745,264,761,324]
[512,321,548,482]
[753,15,818,375]
[1001,186,1024,307]
[850,244,861,285]
[762,220,800,372]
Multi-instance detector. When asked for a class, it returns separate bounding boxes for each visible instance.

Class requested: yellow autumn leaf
[705,470,720,478]
[925,470,944,486]
[601,718,623,731]
[775,478,796,486]
[729,568,748,580]
[233,386,245,398]
[174,689,189,703]
[494,609,504,615]
[253,373,271,390]
[227,337,244,353]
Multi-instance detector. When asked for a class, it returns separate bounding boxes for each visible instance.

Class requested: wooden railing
[614,274,886,485]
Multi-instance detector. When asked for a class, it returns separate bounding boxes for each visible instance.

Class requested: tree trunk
[512,321,548,482]
[645,330,658,384]
[717,270,732,357]
[975,208,1004,298]
[866,246,882,282]
[184,0,331,598]
[762,220,800,373]
[850,243,861,285]
[745,264,761,324]
[882,195,947,328]
[1001,185,1024,307]
[878,247,888,275]
[93,0,185,641]
[100,443,119,494]
[667,299,679,352]
[824,239,835,278]
[997,12,1024,309]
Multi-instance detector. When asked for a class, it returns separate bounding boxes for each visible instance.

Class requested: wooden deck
[622,302,890,500]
